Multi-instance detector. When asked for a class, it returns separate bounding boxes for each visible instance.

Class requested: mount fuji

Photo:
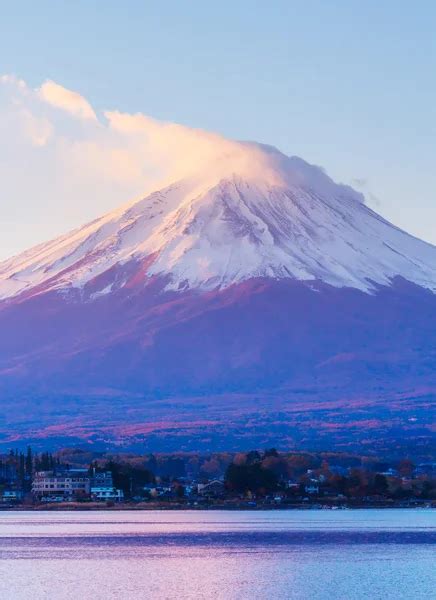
[1,142,435,452]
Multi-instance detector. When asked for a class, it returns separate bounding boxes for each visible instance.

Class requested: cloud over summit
[0,75,363,262]
[0,75,254,259]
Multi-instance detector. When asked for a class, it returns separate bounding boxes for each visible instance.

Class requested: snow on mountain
[1,142,436,301]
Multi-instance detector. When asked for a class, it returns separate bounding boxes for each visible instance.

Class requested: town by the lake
[1,447,434,510]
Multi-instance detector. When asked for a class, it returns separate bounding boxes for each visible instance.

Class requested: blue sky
[1,0,435,256]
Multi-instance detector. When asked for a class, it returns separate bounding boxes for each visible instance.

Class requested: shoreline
[1,502,433,512]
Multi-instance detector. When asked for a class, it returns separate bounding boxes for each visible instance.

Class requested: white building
[1,490,23,502]
[90,486,124,502]
[32,470,90,500]
[197,480,225,497]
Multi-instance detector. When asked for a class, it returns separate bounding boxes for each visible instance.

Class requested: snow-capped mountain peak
[1,142,436,300]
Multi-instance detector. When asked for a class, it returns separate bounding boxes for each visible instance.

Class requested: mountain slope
[0,141,435,450]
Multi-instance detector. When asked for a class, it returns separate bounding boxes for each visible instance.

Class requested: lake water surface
[0,509,434,599]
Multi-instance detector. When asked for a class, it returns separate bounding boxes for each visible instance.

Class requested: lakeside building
[31,468,124,502]
[197,480,225,497]
[90,486,124,502]
[0,489,24,503]
[143,484,172,498]
[91,471,113,487]
[32,469,91,501]
[90,470,124,502]
[305,483,320,495]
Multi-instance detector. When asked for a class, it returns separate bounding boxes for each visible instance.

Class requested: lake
[0,509,434,599]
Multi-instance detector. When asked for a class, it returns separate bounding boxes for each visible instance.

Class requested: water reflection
[0,510,434,600]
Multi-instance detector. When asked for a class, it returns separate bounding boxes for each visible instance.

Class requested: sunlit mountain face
[1,141,435,451]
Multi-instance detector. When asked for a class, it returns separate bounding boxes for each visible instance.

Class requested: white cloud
[38,79,97,120]
[20,109,54,146]
[0,77,210,258]
[0,76,153,259]
[0,75,281,261]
